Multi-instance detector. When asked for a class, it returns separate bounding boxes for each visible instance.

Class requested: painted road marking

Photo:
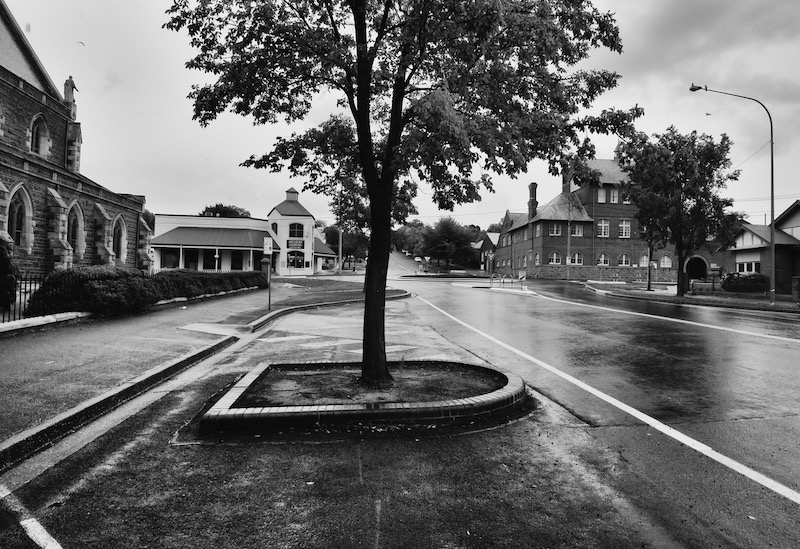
[417,295,800,507]
[1,484,63,548]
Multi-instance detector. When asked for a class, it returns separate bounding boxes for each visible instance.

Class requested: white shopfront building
[151,188,335,275]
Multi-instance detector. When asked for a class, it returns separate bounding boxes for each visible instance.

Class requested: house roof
[503,212,527,232]
[738,222,800,247]
[151,227,280,250]
[774,199,800,227]
[531,192,593,223]
[313,237,337,257]
[586,158,628,186]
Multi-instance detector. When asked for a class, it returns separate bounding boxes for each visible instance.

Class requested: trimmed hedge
[26,267,268,318]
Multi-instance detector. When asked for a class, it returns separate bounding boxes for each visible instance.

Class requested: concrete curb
[199,360,528,433]
[593,287,800,314]
[0,312,92,336]
[0,335,238,473]
[247,290,411,331]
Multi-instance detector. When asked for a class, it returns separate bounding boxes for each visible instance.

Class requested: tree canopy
[618,126,744,295]
[166,0,640,385]
[199,203,252,218]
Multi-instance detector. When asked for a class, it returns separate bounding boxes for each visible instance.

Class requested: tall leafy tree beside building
[167,0,640,386]
[618,127,744,296]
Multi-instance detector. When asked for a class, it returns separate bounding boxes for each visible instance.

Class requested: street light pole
[689,84,776,305]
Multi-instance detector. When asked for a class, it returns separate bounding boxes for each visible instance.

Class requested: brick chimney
[528,182,538,220]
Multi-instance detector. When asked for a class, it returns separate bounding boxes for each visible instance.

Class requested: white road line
[417,295,800,506]
[1,484,63,548]
[479,285,800,344]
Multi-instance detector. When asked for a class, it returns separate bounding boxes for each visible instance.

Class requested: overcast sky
[6,1,799,230]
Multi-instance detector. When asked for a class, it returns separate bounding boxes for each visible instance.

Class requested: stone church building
[0,1,150,276]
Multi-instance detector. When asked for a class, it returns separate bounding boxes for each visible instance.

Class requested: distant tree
[486,222,503,233]
[618,127,745,296]
[393,220,427,257]
[425,217,475,270]
[167,0,640,386]
[142,209,156,233]
[199,203,251,218]
[325,225,370,266]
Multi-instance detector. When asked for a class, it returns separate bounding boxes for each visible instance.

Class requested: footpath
[0,278,391,471]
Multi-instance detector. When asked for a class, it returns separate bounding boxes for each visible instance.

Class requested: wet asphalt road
[390,254,800,546]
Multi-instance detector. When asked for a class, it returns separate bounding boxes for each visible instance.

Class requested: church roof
[0,1,61,97]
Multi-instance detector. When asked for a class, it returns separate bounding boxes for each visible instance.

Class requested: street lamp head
[689,83,705,92]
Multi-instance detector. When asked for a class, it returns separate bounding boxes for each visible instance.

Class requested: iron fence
[1,273,45,323]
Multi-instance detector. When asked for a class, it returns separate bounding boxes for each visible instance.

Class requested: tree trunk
[361,187,393,387]
[675,250,687,297]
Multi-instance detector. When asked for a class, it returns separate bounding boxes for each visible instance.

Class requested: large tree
[166,0,640,386]
[618,127,744,296]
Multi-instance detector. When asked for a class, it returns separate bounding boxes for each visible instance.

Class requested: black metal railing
[1,273,45,323]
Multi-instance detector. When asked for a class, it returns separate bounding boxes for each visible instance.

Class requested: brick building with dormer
[493,154,734,284]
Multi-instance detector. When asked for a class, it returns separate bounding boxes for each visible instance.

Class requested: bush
[26,267,268,318]
[721,272,768,293]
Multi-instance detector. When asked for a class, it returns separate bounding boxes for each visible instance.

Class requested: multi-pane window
[619,254,631,266]
[598,187,606,203]
[609,188,619,203]
[597,253,609,266]
[535,224,541,237]
[523,255,528,267]
[597,219,609,238]
[549,223,561,236]
[570,224,583,237]
[548,252,561,265]
[570,252,584,265]
[289,223,304,238]
[288,251,304,268]
[639,253,649,267]
[660,255,673,268]
[534,252,540,266]
[737,262,761,273]
[619,219,631,238]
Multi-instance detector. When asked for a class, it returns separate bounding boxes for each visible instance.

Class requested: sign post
[263,237,273,309]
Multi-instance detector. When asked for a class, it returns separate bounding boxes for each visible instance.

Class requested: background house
[0,1,150,276]
[727,200,800,294]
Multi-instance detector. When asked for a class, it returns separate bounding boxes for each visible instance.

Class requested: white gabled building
[150,187,336,275]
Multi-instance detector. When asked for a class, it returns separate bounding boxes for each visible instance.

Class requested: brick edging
[199,360,528,432]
